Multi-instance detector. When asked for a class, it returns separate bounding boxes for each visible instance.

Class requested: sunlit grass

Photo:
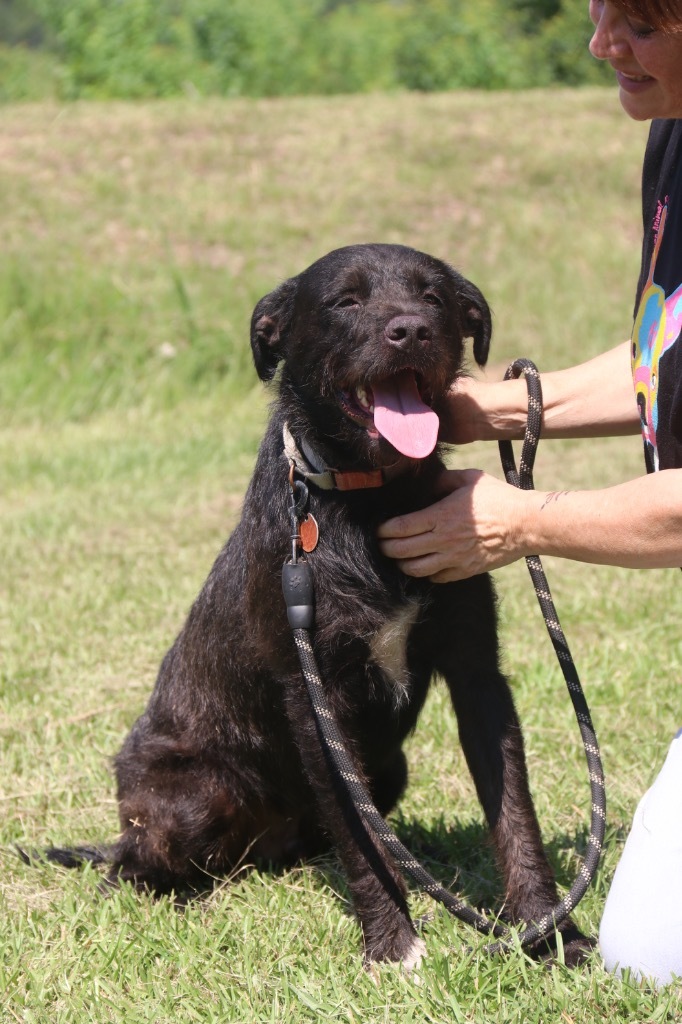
[2,91,680,1021]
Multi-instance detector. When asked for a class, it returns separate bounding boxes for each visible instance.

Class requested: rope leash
[497,358,606,931]
[282,359,605,953]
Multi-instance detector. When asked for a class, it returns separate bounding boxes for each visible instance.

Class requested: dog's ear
[460,281,492,367]
[250,277,298,381]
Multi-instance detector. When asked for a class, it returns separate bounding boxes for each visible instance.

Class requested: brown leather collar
[282,423,401,491]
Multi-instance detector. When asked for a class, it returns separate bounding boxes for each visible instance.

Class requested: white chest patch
[368,600,421,704]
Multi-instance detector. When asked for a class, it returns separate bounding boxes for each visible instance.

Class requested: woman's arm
[377,468,682,582]
[445,341,641,443]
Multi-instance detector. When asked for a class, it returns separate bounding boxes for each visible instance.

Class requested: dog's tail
[16,843,112,869]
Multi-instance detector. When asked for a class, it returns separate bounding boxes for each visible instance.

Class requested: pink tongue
[372,370,439,459]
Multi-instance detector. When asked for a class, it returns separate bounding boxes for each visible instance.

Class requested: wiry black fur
[46,244,590,967]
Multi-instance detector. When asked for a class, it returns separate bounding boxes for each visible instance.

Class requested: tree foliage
[1,0,610,101]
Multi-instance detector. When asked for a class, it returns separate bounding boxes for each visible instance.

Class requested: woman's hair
[613,0,682,31]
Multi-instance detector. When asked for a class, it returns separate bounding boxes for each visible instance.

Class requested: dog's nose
[384,315,431,349]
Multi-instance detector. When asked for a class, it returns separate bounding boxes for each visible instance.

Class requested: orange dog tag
[300,513,319,553]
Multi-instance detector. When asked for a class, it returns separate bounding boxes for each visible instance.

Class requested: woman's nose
[588,0,631,61]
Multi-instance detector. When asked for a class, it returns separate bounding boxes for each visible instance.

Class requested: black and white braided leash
[282,358,605,953]
[496,358,606,939]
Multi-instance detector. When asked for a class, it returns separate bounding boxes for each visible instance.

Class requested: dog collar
[282,423,399,491]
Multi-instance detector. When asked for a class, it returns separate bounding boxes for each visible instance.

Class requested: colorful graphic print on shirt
[632,201,682,470]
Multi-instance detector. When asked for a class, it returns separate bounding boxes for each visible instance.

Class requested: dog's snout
[384,315,431,349]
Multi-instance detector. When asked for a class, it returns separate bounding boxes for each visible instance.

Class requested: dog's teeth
[356,386,373,413]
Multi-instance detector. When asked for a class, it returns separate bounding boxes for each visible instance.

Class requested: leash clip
[287,462,309,563]
[281,559,315,630]
[283,462,315,628]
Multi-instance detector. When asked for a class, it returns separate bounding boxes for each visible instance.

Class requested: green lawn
[1,90,681,1022]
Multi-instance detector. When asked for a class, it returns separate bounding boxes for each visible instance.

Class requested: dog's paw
[364,929,427,979]
[531,924,595,968]
[560,930,596,968]
[401,934,427,975]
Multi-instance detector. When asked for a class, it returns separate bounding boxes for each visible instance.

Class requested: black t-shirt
[633,118,682,472]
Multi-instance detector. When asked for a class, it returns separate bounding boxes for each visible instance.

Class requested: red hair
[612,0,682,31]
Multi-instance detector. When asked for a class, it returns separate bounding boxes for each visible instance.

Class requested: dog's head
[251,244,491,467]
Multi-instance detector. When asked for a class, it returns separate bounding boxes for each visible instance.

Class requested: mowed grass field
[2,90,682,1022]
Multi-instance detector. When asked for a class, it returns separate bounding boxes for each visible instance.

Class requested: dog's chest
[368,599,422,702]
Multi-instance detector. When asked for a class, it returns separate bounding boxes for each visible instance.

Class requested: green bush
[189,0,325,97]
[309,2,403,95]
[394,0,545,92]
[538,1,612,85]
[11,0,609,101]
[0,43,60,100]
[34,0,208,98]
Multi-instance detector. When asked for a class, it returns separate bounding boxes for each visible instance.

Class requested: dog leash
[282,359,605,954]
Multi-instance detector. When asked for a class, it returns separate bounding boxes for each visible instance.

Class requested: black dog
[56,244,588,969]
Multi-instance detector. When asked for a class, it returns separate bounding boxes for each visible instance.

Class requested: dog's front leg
[444,664,560,921]
[444,664,593,962]
[281,676,425,971]
[424,577,589,961]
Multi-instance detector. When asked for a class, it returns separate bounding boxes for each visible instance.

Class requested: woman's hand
[377,469,531,582]
[438,376,527,444]
[440,342,638,446]
[380,466,682,580]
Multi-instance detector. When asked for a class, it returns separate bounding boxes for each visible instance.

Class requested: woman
[378,0,682,986]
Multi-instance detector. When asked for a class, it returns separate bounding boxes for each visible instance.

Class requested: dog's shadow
[233,814,599,919]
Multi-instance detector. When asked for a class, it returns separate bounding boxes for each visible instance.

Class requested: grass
[1,90,681,1022]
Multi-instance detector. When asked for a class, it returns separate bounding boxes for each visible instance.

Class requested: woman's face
[589,0,682,119]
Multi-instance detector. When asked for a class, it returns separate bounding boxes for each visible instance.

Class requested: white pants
[599,728,682,987]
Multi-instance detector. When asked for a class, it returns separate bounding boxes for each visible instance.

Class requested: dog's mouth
[338,369,439,459]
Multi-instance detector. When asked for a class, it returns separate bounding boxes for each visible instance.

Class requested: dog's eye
[423,292,443,307]
[333,295,360,310]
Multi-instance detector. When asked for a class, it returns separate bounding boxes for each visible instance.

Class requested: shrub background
[1,0,611,102]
